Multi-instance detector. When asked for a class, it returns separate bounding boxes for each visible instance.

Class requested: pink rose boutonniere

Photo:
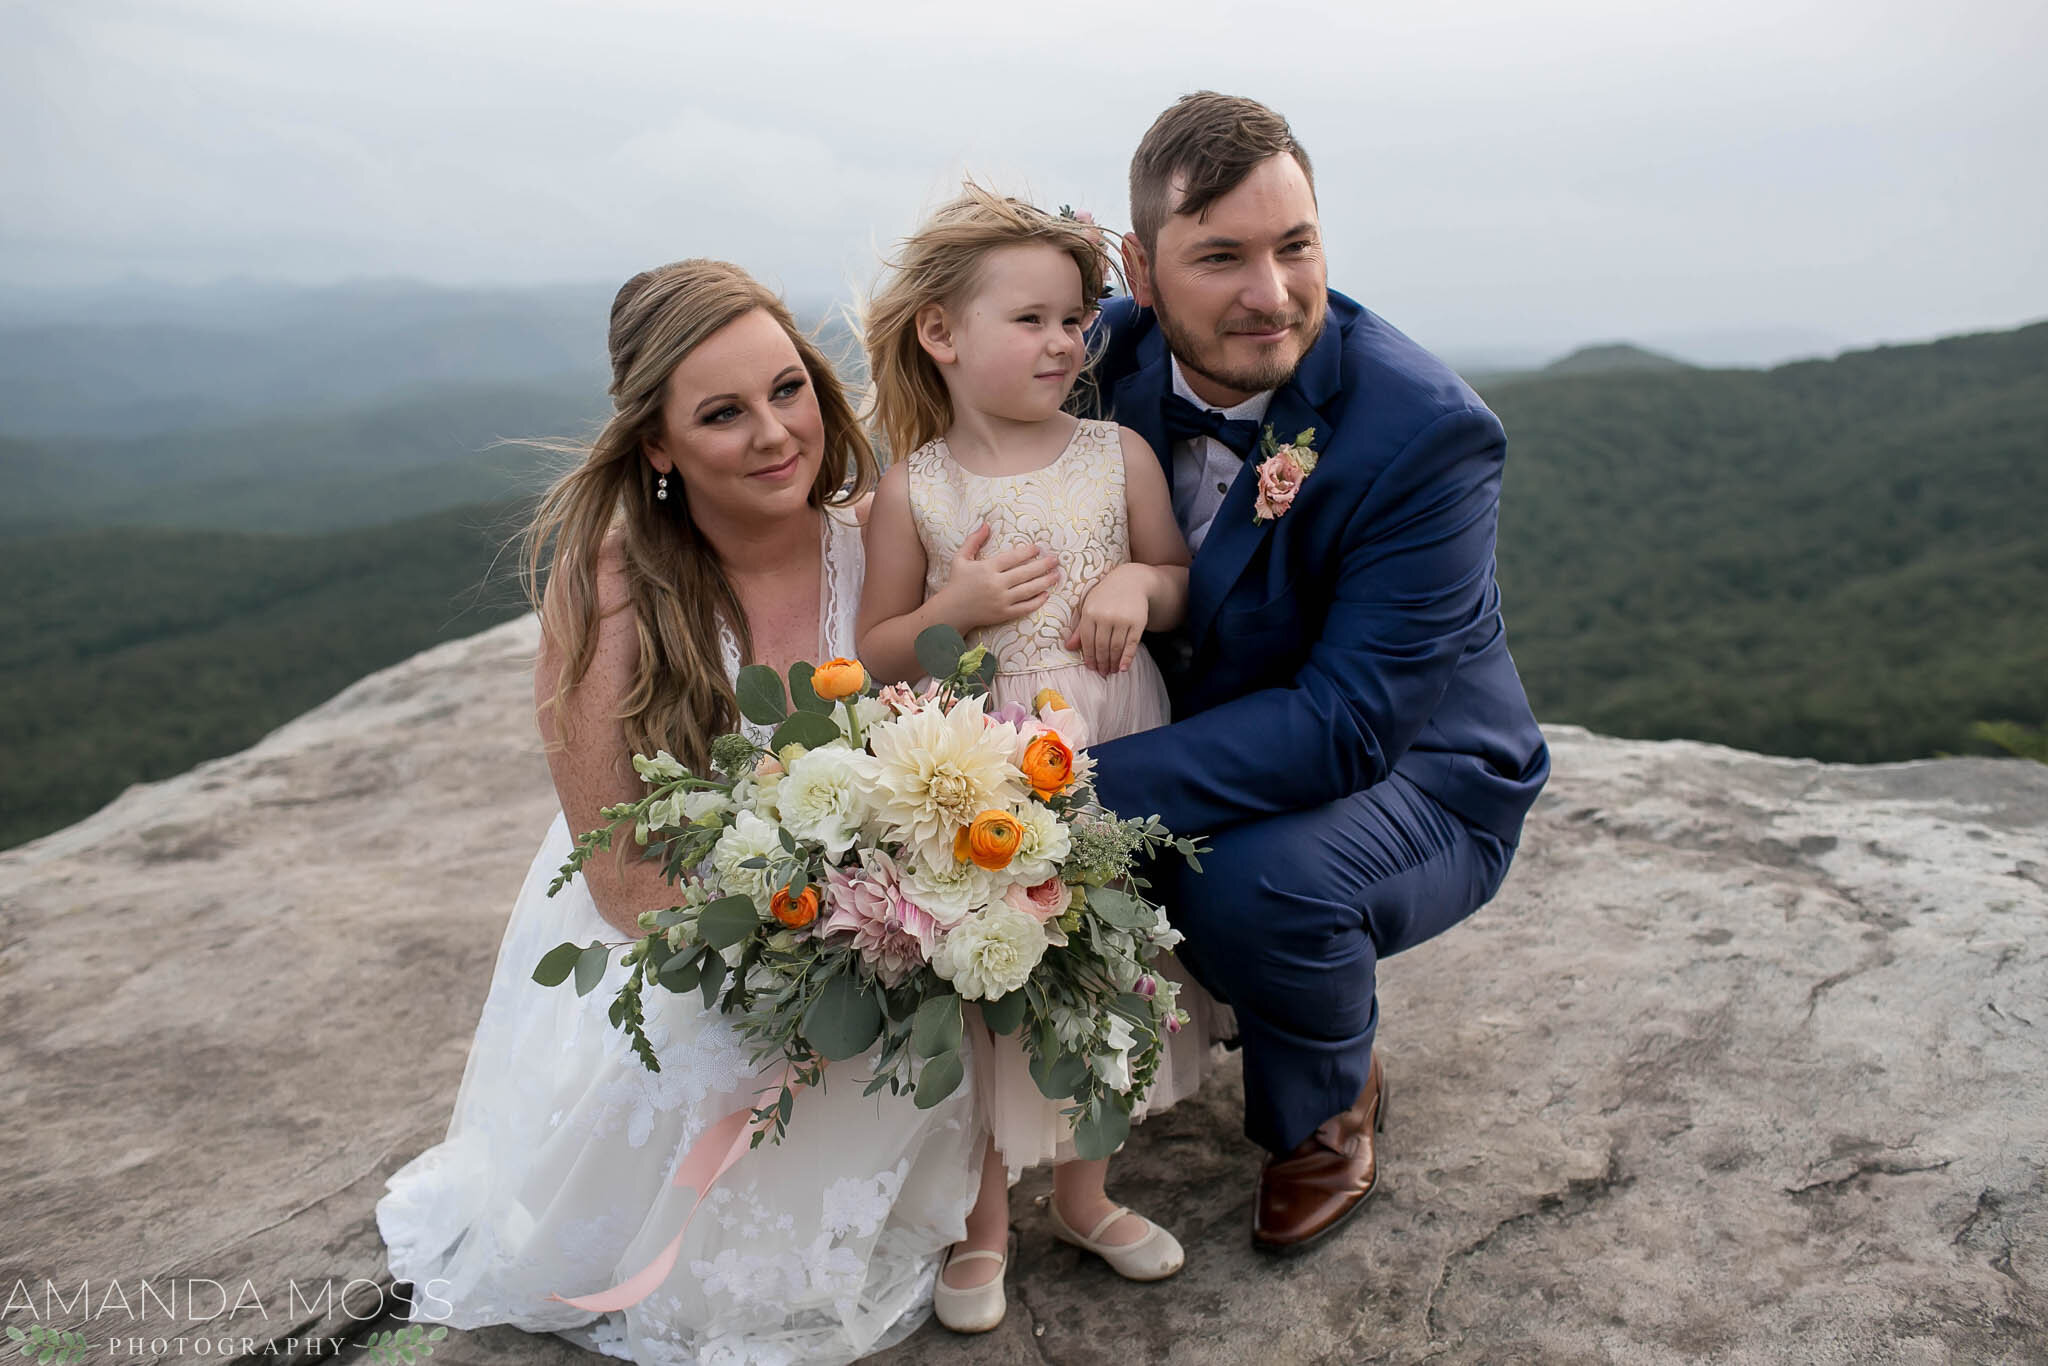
[1252,426,1319,523]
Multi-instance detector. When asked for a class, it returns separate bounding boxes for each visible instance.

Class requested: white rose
[776,746,870,856]
[932,905,1049,1001]
[900,852,1000,926]
[710,809,781,909]
[1007,801,1071,884]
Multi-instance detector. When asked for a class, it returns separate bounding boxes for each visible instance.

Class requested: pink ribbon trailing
[546,1063,801,1314]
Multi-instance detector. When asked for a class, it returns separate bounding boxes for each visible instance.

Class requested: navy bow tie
[1162,392,1261,459]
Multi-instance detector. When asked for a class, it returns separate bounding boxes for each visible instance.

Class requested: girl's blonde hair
[521,260,878,772]
[862,184,1109,461]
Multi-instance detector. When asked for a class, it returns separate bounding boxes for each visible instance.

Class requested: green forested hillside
[1486,321,2048,763]
[0,379,605,536]
[0,320,2041,851]
[0,503,534,848]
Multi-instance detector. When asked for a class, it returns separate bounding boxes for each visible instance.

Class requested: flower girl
[856,186,1229,1332]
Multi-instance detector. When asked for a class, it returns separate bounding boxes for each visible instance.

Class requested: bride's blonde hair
[862,183,1108,462]
[522,260,878,771]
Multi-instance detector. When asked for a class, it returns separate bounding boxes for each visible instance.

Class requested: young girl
[856,187,1229,1332]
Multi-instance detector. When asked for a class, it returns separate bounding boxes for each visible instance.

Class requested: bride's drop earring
[656,473,669,502]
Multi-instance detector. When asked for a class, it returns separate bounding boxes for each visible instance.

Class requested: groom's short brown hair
[1129,93,1316,251]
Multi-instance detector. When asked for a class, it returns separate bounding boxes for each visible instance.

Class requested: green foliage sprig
[6,1324,93,1364]
[359,1322,449,1363]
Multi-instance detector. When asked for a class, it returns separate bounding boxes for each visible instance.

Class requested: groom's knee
[1167,818,1366,1014]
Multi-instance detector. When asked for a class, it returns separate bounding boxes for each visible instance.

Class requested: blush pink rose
[1004,876,1073,923]
[1253,452,1306,521]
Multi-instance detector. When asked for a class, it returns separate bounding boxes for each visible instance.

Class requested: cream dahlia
[858,694,1026,869]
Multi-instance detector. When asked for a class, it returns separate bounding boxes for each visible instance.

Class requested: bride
[375,260,1041,1363]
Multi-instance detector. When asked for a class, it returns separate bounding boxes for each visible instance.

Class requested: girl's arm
[1067,428,1191,674]
[857,460,1062,686]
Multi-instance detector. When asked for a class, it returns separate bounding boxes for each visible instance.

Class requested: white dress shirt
[1167,356,1275,554]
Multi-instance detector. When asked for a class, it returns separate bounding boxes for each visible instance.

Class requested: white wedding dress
[376,508,985,1366]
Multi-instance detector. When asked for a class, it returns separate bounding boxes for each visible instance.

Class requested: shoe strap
[948,1248,1007,1267]
[1086,1205,1138,1244]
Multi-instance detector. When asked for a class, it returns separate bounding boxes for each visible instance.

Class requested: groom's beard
[1149,291,1325,398]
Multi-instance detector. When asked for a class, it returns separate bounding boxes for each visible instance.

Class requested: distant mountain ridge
[0,279,850,439]
[0,314,2042,850]
[1539,342,1691,375]
[1480,319,2047,765]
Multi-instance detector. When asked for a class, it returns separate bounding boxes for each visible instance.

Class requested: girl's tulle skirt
[970,648,1236,1178]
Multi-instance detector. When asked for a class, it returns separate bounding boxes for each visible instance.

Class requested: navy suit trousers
[1156,772,1513,1155]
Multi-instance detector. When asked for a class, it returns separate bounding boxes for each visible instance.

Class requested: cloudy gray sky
[4,0,2044,359]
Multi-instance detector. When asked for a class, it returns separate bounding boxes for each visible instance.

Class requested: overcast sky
[4,0,2044,358]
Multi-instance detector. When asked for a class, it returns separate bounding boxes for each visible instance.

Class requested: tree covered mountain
[1483,320,2047,764]
[0,317,2040,850]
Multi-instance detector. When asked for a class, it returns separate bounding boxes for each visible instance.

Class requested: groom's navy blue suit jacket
[1083,290,1550,850]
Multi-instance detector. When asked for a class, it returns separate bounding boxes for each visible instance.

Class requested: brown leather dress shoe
[1252,1053,1387,1255]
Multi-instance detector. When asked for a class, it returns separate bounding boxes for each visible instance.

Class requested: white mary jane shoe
[1047,1202,1185,1281]
[932,1247,1006,1333]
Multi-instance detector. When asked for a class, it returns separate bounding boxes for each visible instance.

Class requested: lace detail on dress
[375,500,978,1366]
[905,420,1127,674]
[718,508,865,747]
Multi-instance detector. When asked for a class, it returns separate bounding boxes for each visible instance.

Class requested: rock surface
[2,614,2043,1365]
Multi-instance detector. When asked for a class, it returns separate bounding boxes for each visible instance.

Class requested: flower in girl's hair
[955,810,1024,870]
[811,658,866,700]
[770,885,820,929]
[1019,731,1076,799]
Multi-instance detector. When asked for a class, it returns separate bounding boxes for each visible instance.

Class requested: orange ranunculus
[1033,687,1070,714]
[1019,731,1076,798]
[954,810,1024,870]
[770,885,820,929]
[810,657,866,701]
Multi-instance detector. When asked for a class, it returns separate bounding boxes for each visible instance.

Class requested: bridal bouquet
[533,626,1203,1160]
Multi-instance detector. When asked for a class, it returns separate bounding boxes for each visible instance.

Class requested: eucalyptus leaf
[914,623,970,681]
[532,941,582,987]
[913,1049,965,1108]
[910,994,963,1059]
[658,945,706,992]
[788,661,834,715]
[698,950,728,1007]
[1088,885,1156,930]
[1072,1103,1131,1161]
[1029,1049,1090,1101]
[643,934,674,973]
[573,941,611,996]
[802,971,884,1061]
[771,710,843,752]
[978,989,1027,1035]
[697,895,760,949]
[735,664,788,725]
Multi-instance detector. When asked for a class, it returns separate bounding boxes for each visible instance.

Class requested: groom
[1081,93,1551,1253]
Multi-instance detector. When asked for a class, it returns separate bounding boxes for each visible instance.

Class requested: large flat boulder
[2,616,2042,1363]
